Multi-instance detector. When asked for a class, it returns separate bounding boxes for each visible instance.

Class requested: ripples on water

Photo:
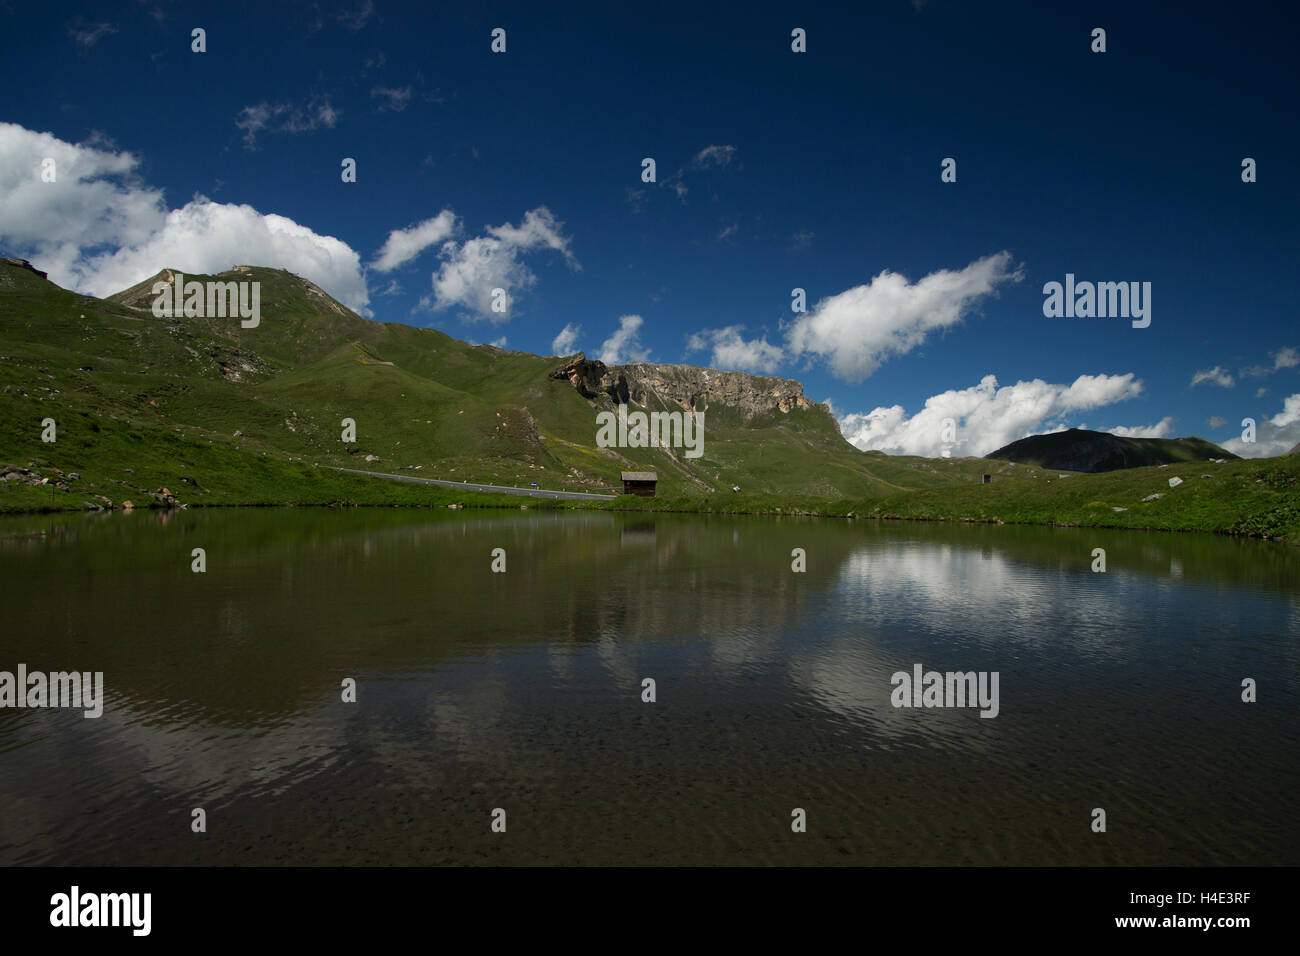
[0,510,1296,865]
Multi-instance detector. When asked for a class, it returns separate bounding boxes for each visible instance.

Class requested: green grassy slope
[1,261,1016,506]
[865,457,1299,538]
[4,259,1296,540]
[603,455,1300,540]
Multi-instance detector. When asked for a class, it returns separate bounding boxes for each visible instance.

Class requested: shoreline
[5,449,1296,542]
[2,494,1294,545]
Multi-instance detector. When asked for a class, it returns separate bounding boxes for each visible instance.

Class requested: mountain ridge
[986,427,1238,473]
[0,259,1026,504]
[3,258,1297,542]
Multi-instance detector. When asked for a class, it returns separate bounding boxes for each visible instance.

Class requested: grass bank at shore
[598,455,1300,541]
[4,446,1297,542]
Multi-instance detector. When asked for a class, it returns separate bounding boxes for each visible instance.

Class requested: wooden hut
[621,471,658,497]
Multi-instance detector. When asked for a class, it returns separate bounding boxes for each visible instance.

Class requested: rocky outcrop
[291,272,351,316]
[1,257,48,279]
[1,464,186,509]
[615,362,815,419]
[550,353,815,421]
[549,353,629,404]
[1,464,67,491]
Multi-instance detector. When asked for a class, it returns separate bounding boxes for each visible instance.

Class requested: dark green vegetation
[1,259,1296,540]
[986,426,1237,472]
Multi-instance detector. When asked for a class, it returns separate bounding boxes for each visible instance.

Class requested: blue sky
[1,0,1297,456]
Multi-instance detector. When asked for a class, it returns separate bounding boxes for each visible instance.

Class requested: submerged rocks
[150,487,181,507]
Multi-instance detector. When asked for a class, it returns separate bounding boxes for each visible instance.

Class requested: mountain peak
[105,264,356,320]
[986,428,1239,473]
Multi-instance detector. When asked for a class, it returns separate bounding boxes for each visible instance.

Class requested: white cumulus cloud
[786,251,1023,383]
[551,322,581,355]
[1221,393,1300,458]
[836,372,1144,457]
[598,315,650,365]
[1271,394,1300,428]
[1274,347,1300,370]
[1108,417,1175,438]
[76,201,369,311]
[371,210,458,272]
[685,325,783,374]
[427,206,578,323]
[0,122,371,314]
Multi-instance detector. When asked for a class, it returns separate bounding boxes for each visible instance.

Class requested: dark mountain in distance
[985,428,1239,473]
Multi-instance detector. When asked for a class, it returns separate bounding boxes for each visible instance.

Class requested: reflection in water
[0,509,1296,865]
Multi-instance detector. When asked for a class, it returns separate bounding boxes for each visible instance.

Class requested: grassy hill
[986,427,1237,472]
[1,259,1012,510]
[3,258,1296,541]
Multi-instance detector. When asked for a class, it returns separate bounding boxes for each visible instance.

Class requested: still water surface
[1,509,1297,865]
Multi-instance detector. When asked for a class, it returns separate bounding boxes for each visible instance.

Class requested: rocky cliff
[1,257,48,279]
[550,353,817,421]
[549,353,631,404]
